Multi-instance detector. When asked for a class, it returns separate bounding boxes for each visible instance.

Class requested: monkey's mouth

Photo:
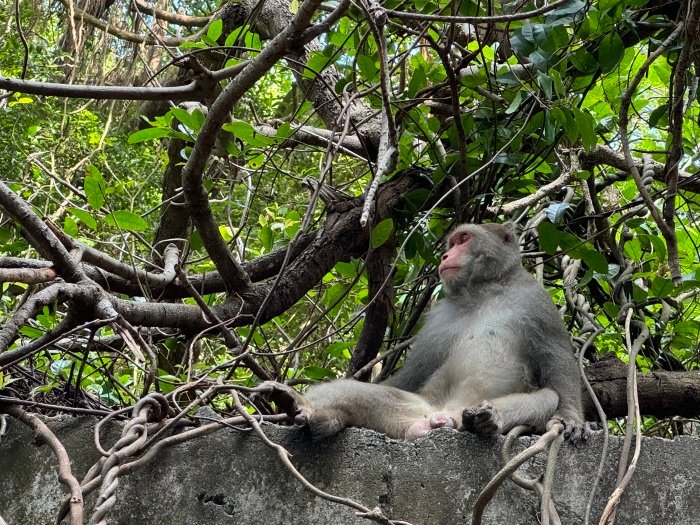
[439,265,461,276]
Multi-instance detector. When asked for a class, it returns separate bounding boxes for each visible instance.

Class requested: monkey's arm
[515,287,590,443]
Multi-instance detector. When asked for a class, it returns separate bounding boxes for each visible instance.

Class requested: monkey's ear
[501,221,518,244]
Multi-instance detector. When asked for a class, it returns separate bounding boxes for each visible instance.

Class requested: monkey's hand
[256,381,305,419]
[462,402,501,435]
[551,414,591,444]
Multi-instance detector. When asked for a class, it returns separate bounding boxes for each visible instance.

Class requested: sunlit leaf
[105,210,148,231]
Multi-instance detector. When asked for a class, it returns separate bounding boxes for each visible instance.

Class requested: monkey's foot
[462,402,501,435]
[406,413,457,441]
[551,415,592,444]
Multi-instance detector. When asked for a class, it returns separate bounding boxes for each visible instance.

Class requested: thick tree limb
[583,356,700,420]
[0,182,83,281]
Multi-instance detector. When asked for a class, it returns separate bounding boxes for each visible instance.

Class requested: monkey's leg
[462,388,559,435]
[300,379,439,439]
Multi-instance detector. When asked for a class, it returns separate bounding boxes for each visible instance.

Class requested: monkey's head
[438,223,521,295]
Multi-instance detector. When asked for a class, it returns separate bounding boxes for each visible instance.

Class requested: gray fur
[298,223,587,442]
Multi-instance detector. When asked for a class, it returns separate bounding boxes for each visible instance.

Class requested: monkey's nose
[441,253,448,260]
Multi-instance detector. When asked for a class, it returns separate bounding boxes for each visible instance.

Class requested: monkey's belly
[418,347,532,409]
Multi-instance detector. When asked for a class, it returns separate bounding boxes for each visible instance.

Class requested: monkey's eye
[457,232,470,244]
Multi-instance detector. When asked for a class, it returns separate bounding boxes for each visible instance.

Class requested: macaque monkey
[278,223,588,442]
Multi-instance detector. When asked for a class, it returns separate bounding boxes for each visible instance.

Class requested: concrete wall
[0,416,697,524]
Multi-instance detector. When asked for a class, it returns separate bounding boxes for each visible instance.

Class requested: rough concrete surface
[0,415,697,525]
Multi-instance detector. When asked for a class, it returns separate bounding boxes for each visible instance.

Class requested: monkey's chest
[419,332,533,406]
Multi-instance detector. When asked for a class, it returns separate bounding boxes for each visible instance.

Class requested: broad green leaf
[598,33,624,73]
[67,207,97,230]
[222,121,272,147]
[649,104,669,129]
[105,210,148,231]
[63,215,78,236]
[580,249,608,273]
[570,48,598,74]
[538,222,560,253]
[506,90,524,114]
[128,127,173,143]
[574,108,597,150]
[325,342,353,360]
[624,238,643,261]
[407,64,427,98]
[650,277,674,298]
[334,261,359,279]
[304,52,333,79]
[371,218,394,248]
[284,210,301,238]
[357,55,378,82]
[171,107,204,132]
[50,359,73,376]
[303,366,335,380]
[324,283,347,307]
[207,19,223,42]
[84,169,106,210]
[259,225,273,252]
[19,326,44,338]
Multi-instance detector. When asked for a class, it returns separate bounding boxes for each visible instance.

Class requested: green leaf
[649,103,668,129]
[574,108,597,150]
[50,358,73,376]
[334,261,359,279]
[407,64,427,98]
[624,238,643,261]
[325,342,353,360]
[105,210,148,231]
[303,366,335,380]
[222,121,272,147]
[506,90,524,114]
[63,215,78,236]
[304,52,333,79]
[598,33,624,73]
[580,249,608,273]
[259,225,273,252]
[371,218,394,248]
[84,168,106,210]
[207,19,223,42]
[357,55,378,82]
[19,326,44,338]
[538,222,560,253]
[570,48,598,74]
[67,207,97,230]
[128,127,173,143]
[171,107,204,132]
[650,277,674,298]
[561,109,579,144]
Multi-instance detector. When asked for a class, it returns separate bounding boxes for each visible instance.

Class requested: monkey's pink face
[438,229,473,279]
